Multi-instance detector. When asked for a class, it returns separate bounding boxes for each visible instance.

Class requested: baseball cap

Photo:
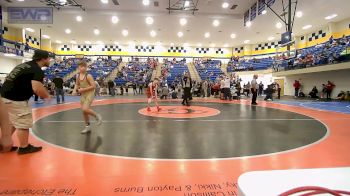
[32,49,54,61]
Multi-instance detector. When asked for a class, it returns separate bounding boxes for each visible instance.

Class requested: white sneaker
[81,126,91,134]
[96,114,103,126]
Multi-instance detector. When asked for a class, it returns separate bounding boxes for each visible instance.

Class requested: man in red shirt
[326,81,335,100]
[293,80,301,98]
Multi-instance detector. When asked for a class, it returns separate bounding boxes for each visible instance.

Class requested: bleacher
[89,60,119,80]
[195,60,223,81]
[166,64,189,85]
[227,57,274,73]
[114,62,153,86]
[44,59,78,80]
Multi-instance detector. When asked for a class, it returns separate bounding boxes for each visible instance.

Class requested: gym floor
[1,96,350,195]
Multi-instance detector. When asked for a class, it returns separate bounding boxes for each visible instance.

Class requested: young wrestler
[73,61,102,133]
[146,78,161,112]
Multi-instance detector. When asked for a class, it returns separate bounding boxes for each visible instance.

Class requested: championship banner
[266,0,275,7]
[244,10,250,26]
[250,2,257,21]
[8,7,53,24]
[258,0,266,15]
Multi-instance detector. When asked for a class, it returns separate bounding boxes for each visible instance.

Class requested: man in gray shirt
[251,74,258,105]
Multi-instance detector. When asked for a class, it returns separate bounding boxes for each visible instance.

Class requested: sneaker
[251,102,258,105]
[17,144,42,155]
[147,107,151,112]
[81,126,91,134]
[96,114,103,126]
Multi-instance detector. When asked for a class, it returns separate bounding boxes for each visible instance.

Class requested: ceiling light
[70,40,76,44]
[213,19,220,27]
[246,21,252,27]
[210,43,215,47]
[268,36,275,41]
[180,18,187,26]
[56,40,62,44]
[262,10,267,15]
[296,11,303,18]
[204,32,210,38]
[230,33,236,39]
[184,1,190,7]
[59,0,66,3]
[100,0,108,4]
[325,14,337,20]
[302,25,312,30]
[94,28,100,35]
[76,16,82,22]
[122,29,129,36]
[222,2,229,9]
[177,31,183,38]
[142,0,150,6]
[85,41,91,44]
[244,40,250,44]
[65,28,71,34]
[276,22,283,29]
[25,28,34,32]
[17,0,25,2]
[223,43,229,47]
[111,16,119,24]
[150,30,157,37]
[145,17,154,25]
[42,35,50,39]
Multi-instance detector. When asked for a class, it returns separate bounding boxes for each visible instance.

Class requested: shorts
[81,92,95,108]
[2,98,33,129]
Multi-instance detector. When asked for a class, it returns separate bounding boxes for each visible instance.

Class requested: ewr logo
[8,7,53,24]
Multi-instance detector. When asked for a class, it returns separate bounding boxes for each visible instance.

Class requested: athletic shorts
[1,98,33,129]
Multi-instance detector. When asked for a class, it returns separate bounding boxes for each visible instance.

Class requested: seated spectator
[308,86,319,99]
[264,84,274,101]
[336,91,346,100]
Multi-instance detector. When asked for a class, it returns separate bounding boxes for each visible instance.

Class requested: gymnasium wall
[53,44,233,58]
[277,68,350,98]
[0,56,21,74]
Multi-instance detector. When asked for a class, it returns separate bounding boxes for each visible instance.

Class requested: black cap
[32,49,54,61]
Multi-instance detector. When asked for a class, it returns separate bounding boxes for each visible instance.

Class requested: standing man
[275,82,281,99]
[108,79,115,96]
[182,73,192,106]
[251,74,258,105]
[52,74,64,104]
[258,81,264,96]
[293,80,301,98]
[1,49,51,154]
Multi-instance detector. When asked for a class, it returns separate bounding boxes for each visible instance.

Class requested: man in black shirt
[1,49,51,155]
[53,75,64,104]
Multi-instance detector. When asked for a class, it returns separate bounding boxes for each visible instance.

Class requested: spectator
[52,74,65,104]
[132,83,137,95]
[308,86,319,99]
[264,84,274,101]
[251,75,258,105]
[258,82,264,96]
[325,81,335,100]
[293,80,301,98]
[108,80,115,96]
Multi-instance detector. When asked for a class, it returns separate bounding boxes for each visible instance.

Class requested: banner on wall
[244,10,250,26]
[258,0,265,15]
[266,0,275,7]
[8,7,53,24]
[250,3,257,21]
